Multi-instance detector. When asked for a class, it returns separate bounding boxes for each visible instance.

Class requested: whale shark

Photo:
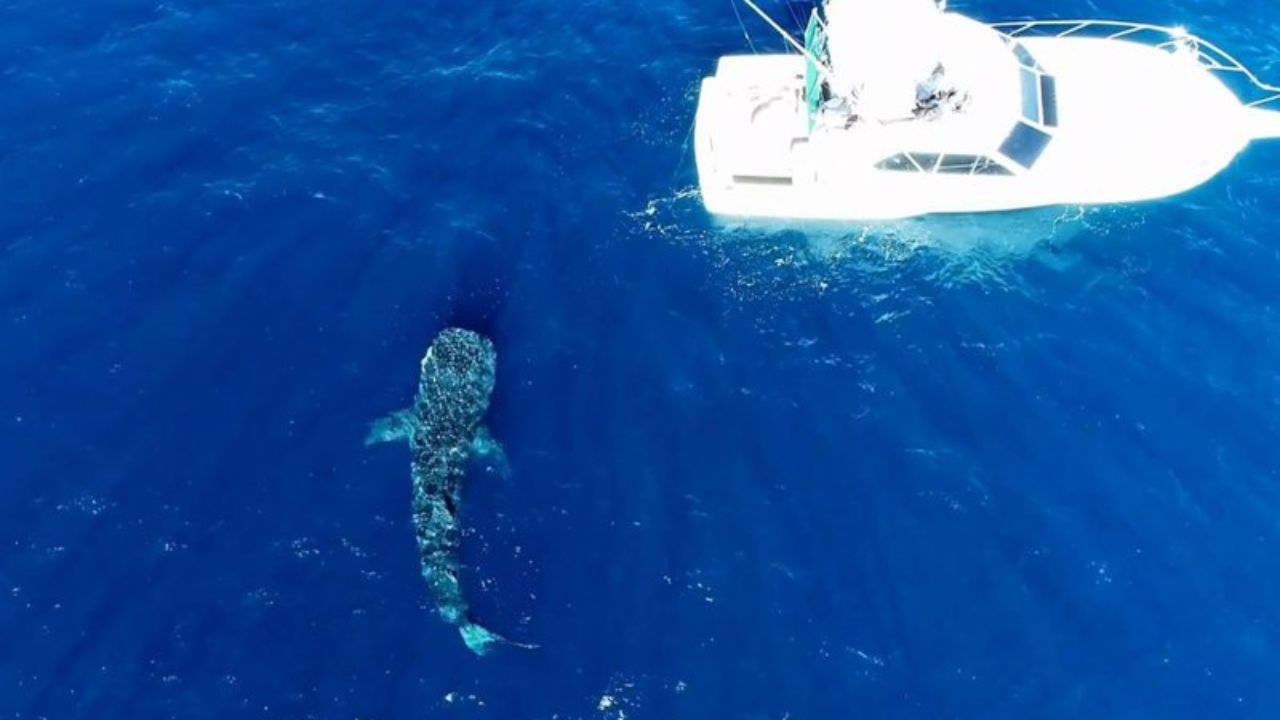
[365,327,529,656]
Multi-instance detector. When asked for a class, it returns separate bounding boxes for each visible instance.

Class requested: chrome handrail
[989,19,1280,108]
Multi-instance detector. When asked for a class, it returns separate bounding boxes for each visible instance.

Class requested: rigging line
[671,112,696,184]
[739,0,837,84]
[729,0,759,53]
[783,1,803,32]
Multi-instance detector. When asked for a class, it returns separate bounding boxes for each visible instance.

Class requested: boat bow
[1243,106,1280,141]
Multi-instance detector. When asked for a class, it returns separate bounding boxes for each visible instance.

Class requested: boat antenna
[738,0,838,85]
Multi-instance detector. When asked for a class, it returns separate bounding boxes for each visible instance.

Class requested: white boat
[693,0,1280,221]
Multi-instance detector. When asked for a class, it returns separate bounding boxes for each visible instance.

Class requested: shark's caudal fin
[458,621,539,656]
[364,409,418,446]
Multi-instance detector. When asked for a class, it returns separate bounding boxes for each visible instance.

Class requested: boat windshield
[1012,42,1041,71]
[1001,40,1059,168]
[999,122,1053,168]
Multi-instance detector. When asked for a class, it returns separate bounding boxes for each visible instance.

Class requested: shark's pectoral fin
[469,425,510,476]
[459,621,539,656]
[364,409,418,446]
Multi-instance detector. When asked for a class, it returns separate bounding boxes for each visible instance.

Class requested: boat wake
[631,186,1141,295]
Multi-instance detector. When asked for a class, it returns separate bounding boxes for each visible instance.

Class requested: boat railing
[989,20,1280,108]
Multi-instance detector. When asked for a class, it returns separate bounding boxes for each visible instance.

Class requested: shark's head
[415,327,497,447]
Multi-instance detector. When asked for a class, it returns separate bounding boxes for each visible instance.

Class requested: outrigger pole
[738,0,839,87]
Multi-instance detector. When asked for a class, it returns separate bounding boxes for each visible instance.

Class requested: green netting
[803,10,827,132]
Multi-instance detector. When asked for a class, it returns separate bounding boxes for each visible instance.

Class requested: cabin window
[877,153,1012,176]
[999,121,1052,169]
[1019,67,1041,123]
[875,153,940,172]
[875,153,916,171]
[1040,74,1059,127]
[1011,42,1042,71]
[937,155,1014,176]
[911,153,941,171]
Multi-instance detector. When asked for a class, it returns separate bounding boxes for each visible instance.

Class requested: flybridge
[693,0,1280,221]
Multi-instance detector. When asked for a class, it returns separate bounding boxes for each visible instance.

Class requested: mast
[739,0,837,87]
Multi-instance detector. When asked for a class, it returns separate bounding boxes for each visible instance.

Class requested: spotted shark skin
[366,327,530,656]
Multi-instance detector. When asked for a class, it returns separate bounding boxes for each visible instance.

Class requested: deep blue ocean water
[4,0,1280,717]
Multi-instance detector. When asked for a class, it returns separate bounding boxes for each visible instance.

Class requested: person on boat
[913,63,968,119]
[819,94,860,128]
[914,63,947,116]
[945,88,970,113]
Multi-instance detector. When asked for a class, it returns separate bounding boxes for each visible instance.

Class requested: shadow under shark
[366,327,533,656]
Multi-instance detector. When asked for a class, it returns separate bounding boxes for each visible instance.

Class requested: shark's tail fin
[458,622,539,656]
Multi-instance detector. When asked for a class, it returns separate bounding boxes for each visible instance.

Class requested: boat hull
[693,30,1262,221]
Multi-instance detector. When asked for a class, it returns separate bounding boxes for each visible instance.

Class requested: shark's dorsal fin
[364,409,418,446]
